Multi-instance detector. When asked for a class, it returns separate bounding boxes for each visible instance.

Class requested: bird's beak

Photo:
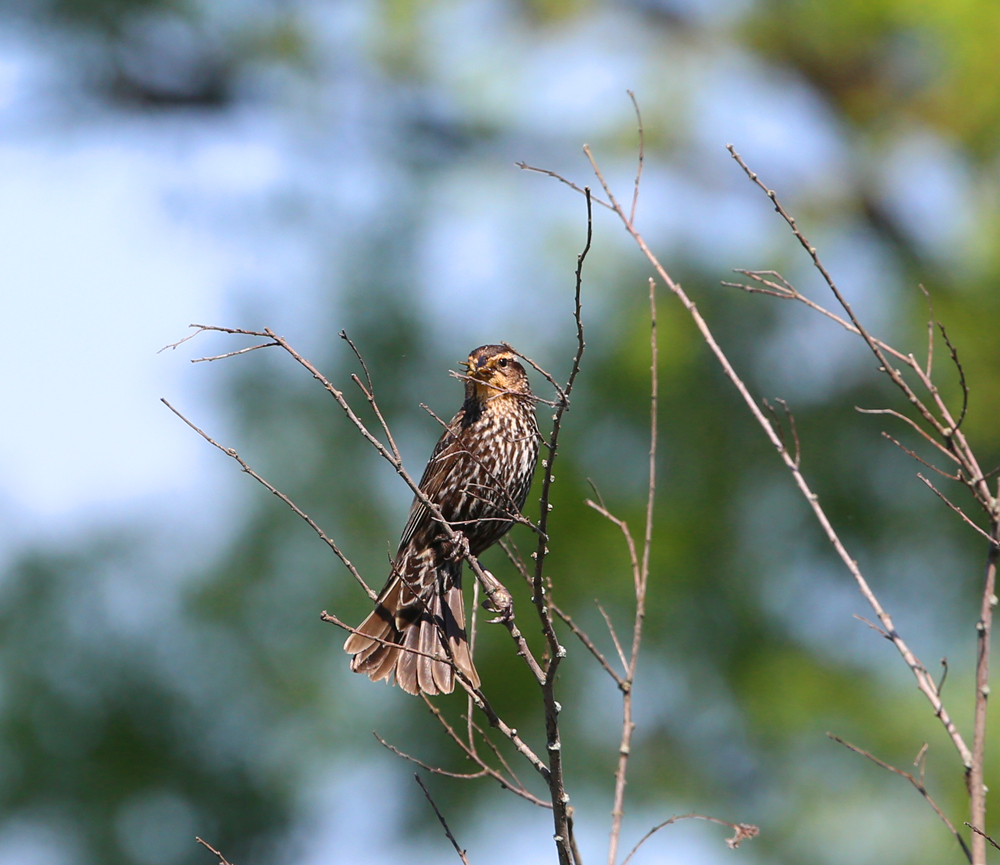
[468,356,492,379]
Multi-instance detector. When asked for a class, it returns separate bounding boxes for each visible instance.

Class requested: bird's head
[462,345,531,401]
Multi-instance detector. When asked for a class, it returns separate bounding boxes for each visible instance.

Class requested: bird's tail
[343,551,480,695]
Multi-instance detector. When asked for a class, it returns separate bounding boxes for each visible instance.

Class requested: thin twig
[917,475,999,547]
[321,612,455,664]
[937,322,969,434]
[449,370,560,407]
[515,162,614,211]
[853,614,890,640]
[828,734,972,862]
[627,90,644,227]
[376,735,487,780]
[883,432,961,481]
[341,329,402,461]
[552,602,625,688]
[159,326,208,353]
[161,399,377,600]
[195,838,234,865]
[500,536,627,689]
[596,602,628,673]
[414,775,472,865]
[856,408,963,466]
[966,824,1000,852]
[469,716,529,793]
[919,284,934,378]
[191,341,280,363]
[620,813,759,865]
[500,343,568,405]
[726,148,954,443]
[419,695,552,808]
[585,500,641,595]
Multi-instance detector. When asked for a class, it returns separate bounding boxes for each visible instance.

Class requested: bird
[344,344,540,695]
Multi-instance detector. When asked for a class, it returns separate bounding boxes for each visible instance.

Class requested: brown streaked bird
[344,345,539,695]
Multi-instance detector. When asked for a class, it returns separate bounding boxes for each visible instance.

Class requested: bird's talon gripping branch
[441,532,471,563]
[483,582,515,623]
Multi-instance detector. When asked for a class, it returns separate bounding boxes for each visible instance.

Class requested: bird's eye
[498,357,508,368]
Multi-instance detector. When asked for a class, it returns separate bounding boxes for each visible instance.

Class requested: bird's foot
[441,532,471,563]
[478,570,514,623]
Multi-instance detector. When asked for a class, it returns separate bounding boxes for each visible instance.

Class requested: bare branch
[500,343,567,406]
[828,734,971,862]
[856,408,963,466]
[627,90,644,227]
[608,274,658,865]
[552,602,625,687]
[596,602,628,673]
[159,326,209,353]
[376,735,487,780]
[966,824,1000,852]
[414,775,472,865]
[585,500,641,594]
[195,837,234,865]
[341,329,402,461]
[562,137,976,771]
[882,433,961,481]
[191,341,279,363]
[937,322,969,434]
[521,186,593,865]
[161,399,377,601]
[419,695,552,808]
[620,813,759,865]
[916,475,999,547]
[515,161,614,211]
[853,613,890,640]
[321,611,455,664]
[774,399,800,469]
[727,147,953,442]
[919,284,934,378]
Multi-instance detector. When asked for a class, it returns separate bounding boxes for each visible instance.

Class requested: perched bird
[344,345,540,695]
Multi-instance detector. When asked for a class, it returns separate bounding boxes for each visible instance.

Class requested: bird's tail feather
[344,556,479,695]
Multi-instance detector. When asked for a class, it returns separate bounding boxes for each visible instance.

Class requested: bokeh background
[2,0,1000,863]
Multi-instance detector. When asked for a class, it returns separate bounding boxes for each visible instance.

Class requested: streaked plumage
[344,345,539,695]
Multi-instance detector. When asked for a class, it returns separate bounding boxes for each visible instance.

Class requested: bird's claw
[442,532,471,563]
[482,583,514,624]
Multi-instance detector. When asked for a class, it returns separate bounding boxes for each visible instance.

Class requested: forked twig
[417,696,551,808]
[828,734,971,862]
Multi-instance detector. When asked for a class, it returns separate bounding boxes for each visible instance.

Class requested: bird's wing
[396,409,468,553]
